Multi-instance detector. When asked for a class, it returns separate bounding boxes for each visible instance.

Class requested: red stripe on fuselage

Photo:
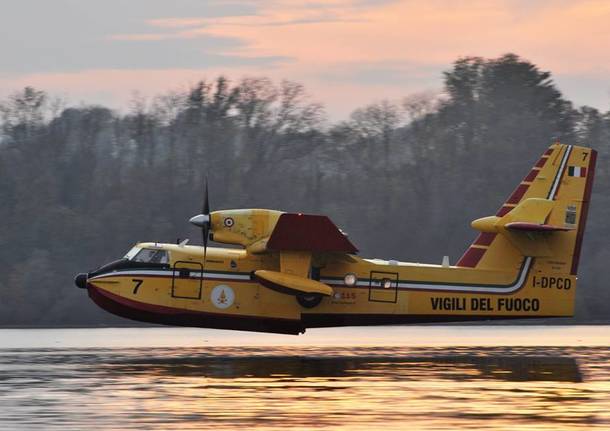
[90,285,298,320]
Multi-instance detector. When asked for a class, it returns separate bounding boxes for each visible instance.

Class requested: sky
[1,0,610,120]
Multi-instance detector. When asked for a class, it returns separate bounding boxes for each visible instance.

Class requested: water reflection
[110,352,582,382]
[0,346,608,430]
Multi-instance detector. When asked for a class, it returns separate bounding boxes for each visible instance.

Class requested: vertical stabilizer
[457,143,597,274]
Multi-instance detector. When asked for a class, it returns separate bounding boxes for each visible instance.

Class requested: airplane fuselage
[77,143,595,334]
[82,242,575,334]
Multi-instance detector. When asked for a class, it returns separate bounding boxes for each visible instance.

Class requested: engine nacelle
[209,209,283,251]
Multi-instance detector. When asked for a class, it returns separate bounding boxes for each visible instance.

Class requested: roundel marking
[224,217,235,228]
[211,284,235,309]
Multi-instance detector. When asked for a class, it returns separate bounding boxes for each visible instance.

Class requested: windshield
[133,248,169,264]
[124,246,169,264]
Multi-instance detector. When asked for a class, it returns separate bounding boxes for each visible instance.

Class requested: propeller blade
[202,178,210,271]
[188,179,213,276]
[203,178,210,216]
[202,222,209,256]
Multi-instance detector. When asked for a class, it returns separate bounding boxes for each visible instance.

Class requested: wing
[266,213,358,254]
[257,213,357,297]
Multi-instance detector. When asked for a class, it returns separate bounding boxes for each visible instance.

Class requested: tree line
[1,53,609,325]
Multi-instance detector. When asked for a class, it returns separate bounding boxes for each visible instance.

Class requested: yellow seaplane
[75,143,596,334]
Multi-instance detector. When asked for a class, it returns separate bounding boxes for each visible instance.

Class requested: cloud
[317,60,444,86]
[184,0,610,113]
[146,18,210,29]
[0,0,269,75]
[0,34,290,75]
[2,0,610,120]
[190,0,610,73]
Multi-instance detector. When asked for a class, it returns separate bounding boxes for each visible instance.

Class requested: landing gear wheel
[296,293,323,308]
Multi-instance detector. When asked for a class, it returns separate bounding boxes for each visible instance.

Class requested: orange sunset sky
[1,0,609,119]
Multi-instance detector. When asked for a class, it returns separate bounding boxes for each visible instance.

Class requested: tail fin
[457,143,597,274]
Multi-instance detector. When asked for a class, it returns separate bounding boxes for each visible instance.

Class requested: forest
[1,53,609,325]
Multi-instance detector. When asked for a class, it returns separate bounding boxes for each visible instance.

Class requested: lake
[0,326,609,430]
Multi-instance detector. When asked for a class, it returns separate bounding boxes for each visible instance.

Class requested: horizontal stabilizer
[505,222,574,232]
[471,198,573,257]
[254,270,334,296]
[267,213,358,253]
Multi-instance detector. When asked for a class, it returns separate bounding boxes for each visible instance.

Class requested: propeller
[189,179,211,263]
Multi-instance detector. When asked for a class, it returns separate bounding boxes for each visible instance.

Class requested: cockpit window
[150,250,169,264]
[131,249,169,264]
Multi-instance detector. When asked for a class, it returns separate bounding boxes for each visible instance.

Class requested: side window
[150,250,169,264]
[133,249,157,262]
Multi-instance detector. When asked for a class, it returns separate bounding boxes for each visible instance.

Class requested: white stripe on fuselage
[91,257,533,295]
[89,269,251,281]
[321,257,533,294]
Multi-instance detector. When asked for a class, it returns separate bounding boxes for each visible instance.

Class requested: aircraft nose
[74,273,88,289]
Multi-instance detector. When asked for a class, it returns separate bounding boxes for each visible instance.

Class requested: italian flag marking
[568,166,586,177]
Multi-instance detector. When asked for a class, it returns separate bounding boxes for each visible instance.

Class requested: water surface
[0,326,608,430]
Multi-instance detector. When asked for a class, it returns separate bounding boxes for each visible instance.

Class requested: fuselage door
[368,271,399,303]
[172,261,203,300]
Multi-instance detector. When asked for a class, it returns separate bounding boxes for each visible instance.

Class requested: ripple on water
[0,339,609,430]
